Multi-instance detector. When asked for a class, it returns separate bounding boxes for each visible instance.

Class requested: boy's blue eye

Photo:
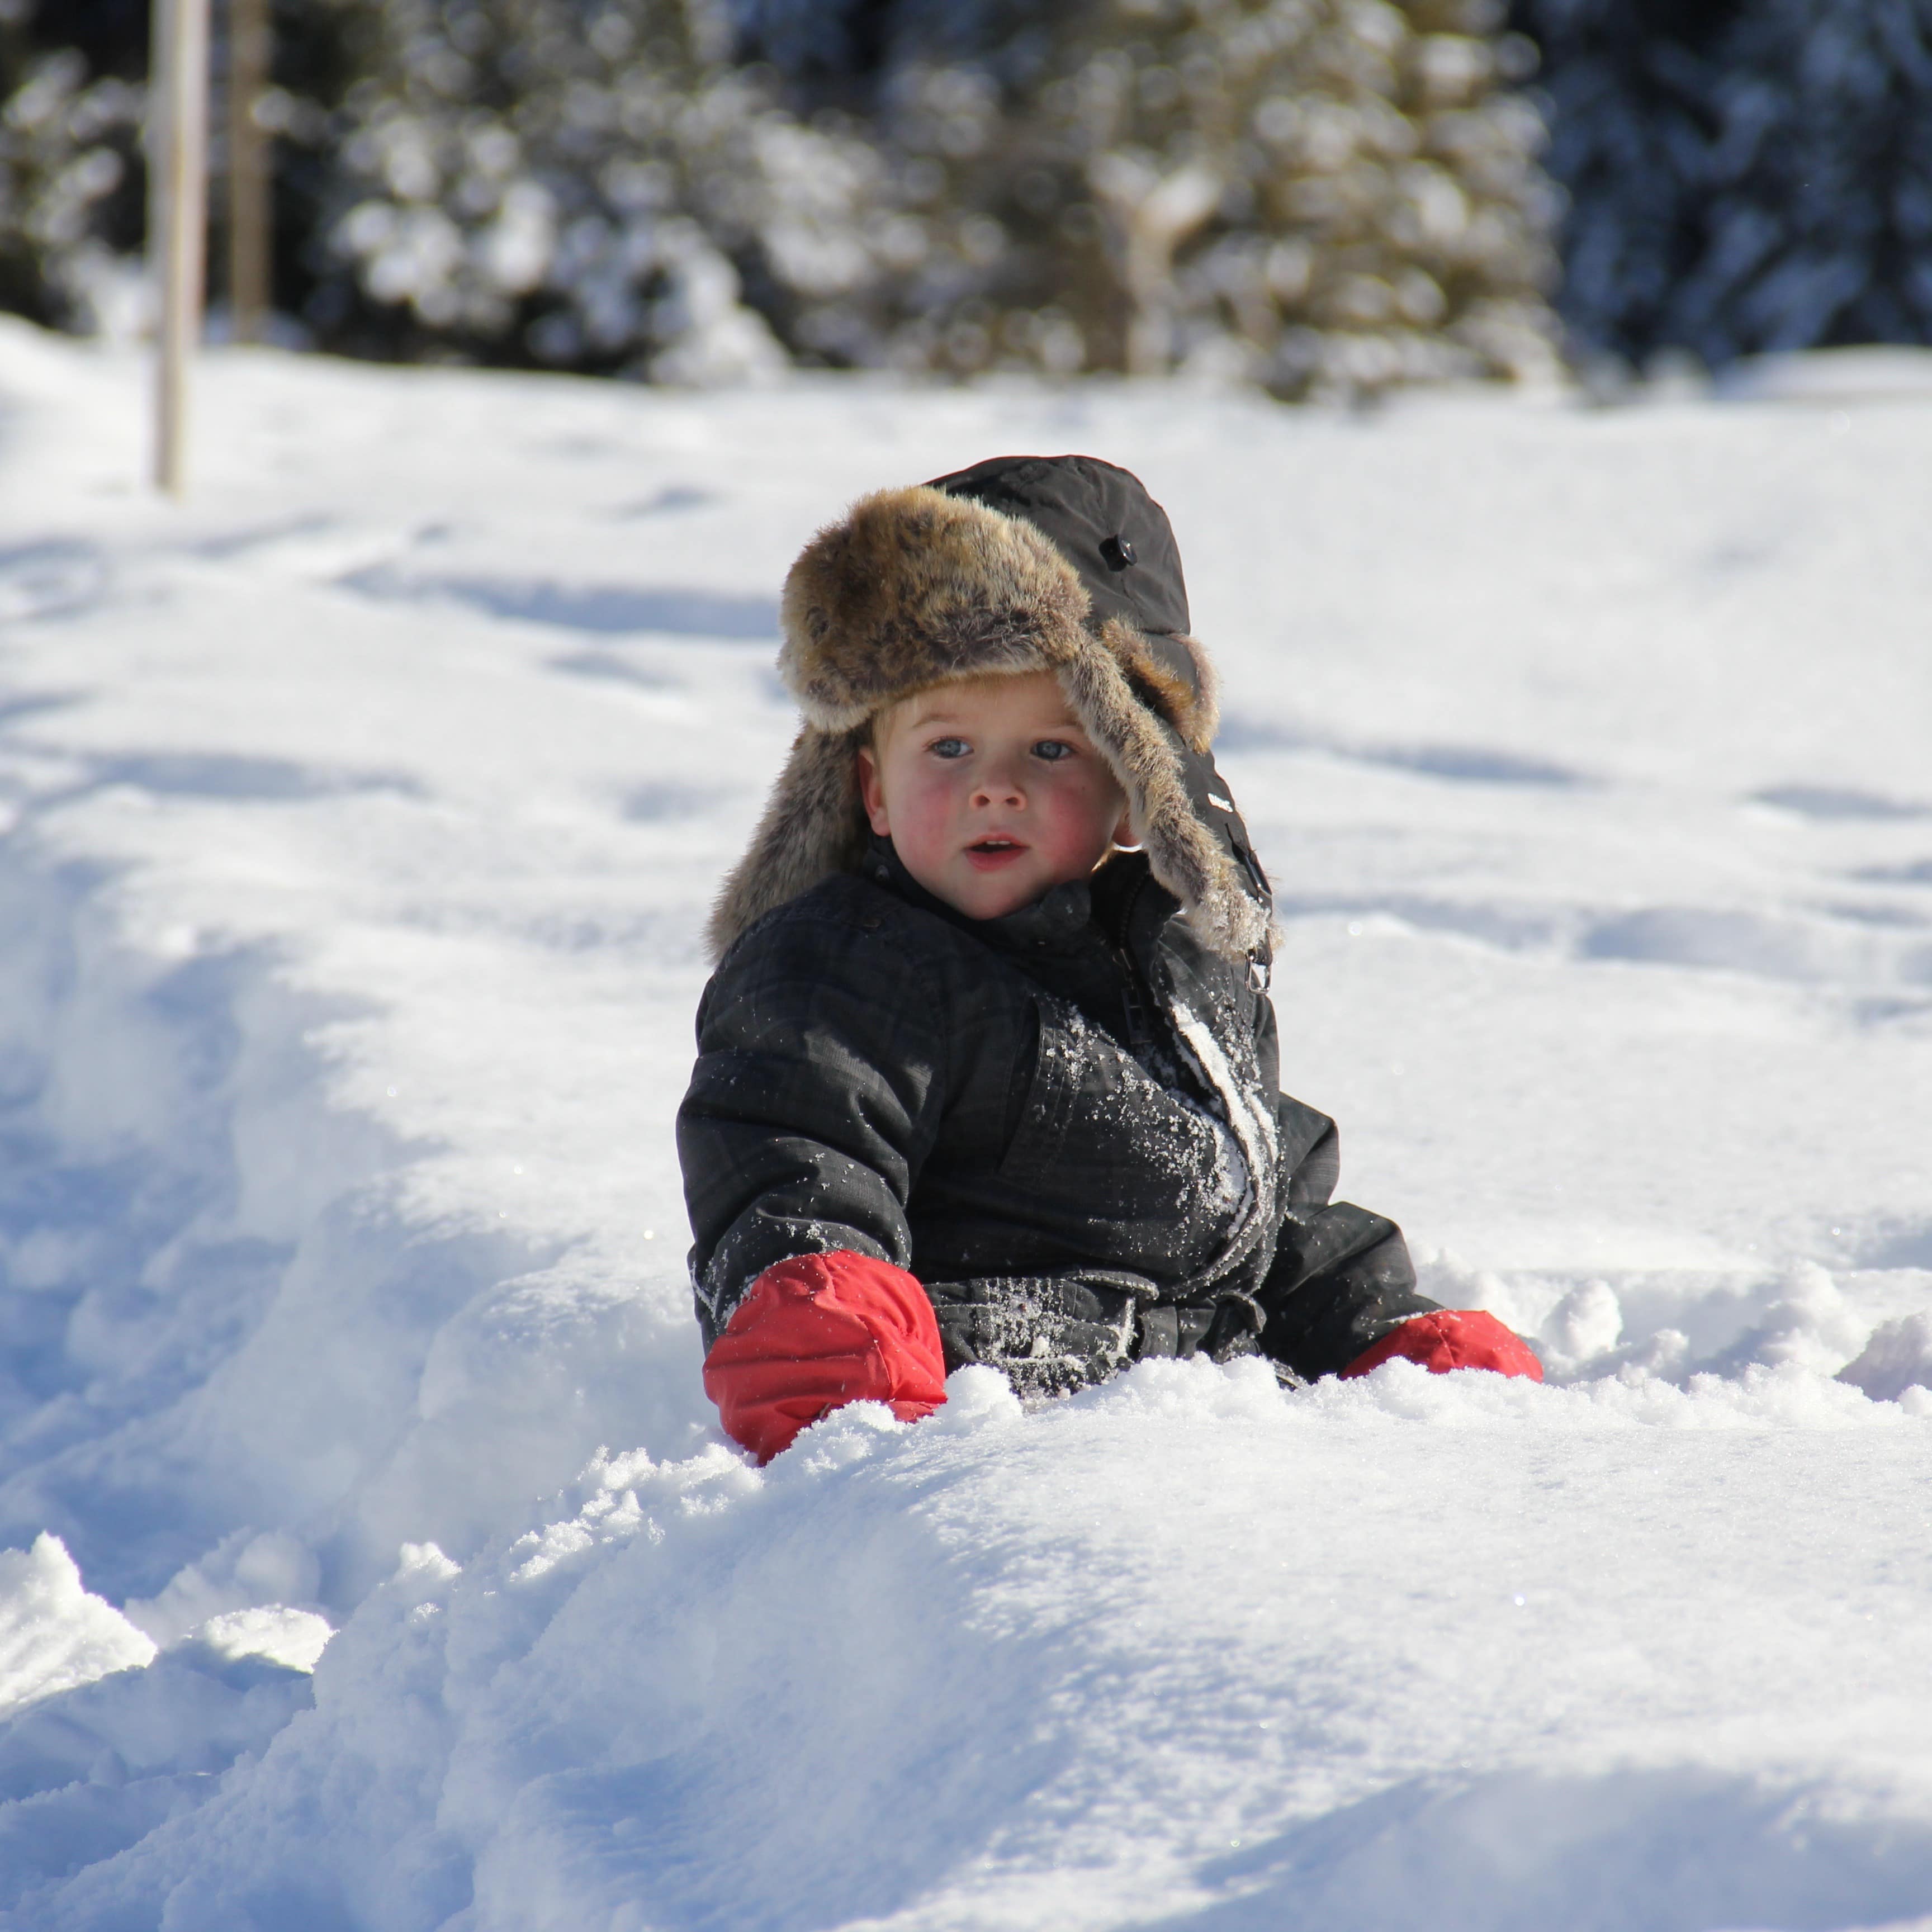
[1031,740,1073,762]
[929,736,969,759]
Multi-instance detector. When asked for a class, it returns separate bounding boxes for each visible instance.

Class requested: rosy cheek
[895,770,960,844]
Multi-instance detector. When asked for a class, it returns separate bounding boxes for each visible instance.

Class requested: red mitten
[703,1251,948,1464]
[1340,1309,1545,1382]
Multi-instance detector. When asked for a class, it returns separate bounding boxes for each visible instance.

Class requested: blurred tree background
[0,0,146,332]
[4,0,1931,389]
[1512,0,1932,369]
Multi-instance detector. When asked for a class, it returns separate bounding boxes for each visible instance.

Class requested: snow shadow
[607,484,714,518]
[0,1196,552,1609]
[546,648,679,691]
[182,514,336,562]
[0,818,703,1650]
[0,695,422,813]
[1159,1766,1932,1932]
[618,781,732,822]
[1363,744,1586,787]
[1269,895,1932,996]
[0,847,574,1614]
[338,564,779,640]
[1272,893,1562,952]
[1857,1222,1932,1271]
[1217,716,1590,789]
[1580,906,1833,979]
[1578,906,1932,992]
[0,540,107,624]
[60,752,422,806]
[446,1431,1081,1932]
[0,693,83,732]
[0,866,356,1598]
[0,1130,289,1461]
[1821,898,1932,930]
[0,1646,312,1913]
[1752,784,1932,822]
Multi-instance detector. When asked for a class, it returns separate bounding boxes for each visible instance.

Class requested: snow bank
[32,1360,1932,1931]
[1716,344,1932,405]
[1,320,1930,1925]
[1839,1314,1932,1405]
[0,1536,153,1718]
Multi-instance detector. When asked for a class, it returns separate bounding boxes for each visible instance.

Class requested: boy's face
[856,671,1131,922]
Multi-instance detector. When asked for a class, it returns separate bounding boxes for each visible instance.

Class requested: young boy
[678,455,1540,1463]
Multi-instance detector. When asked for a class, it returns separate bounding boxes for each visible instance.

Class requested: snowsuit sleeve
[1256,1092,1444,1380]
[677,903,950,1349]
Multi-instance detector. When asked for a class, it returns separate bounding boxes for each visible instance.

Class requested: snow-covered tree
[5,0,1562,395]
[0,2,145,335]
[1510,0,1732,364]
[307,0,901,378]
[1668,0,1932,361]
[1518,0,1932,367]
[745,0,1562,397]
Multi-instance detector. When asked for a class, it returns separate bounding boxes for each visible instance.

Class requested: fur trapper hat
[707,455,1272,962]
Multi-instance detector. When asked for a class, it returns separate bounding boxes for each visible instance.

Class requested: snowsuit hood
[706,454,1273,964]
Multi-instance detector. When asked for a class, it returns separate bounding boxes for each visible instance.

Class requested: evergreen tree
[0,0,146,334]
[305,0,898,376]
[6,0,1562,395]
[1517,0,1932,366]
[1510,0,1735,364]
[1665,0,1932,359]
[752,0,1563,396]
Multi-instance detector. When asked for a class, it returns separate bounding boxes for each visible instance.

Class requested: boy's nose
[972,770,1025,808]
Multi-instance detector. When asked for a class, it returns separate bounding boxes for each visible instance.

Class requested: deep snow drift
[0,320,1929,1930]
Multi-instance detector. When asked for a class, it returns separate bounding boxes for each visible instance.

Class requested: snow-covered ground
[1,318,1930,1930]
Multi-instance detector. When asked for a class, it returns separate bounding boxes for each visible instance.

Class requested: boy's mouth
[964,836,1027,869]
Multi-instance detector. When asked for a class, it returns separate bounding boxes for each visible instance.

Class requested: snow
[1714,345,1932,405]
[0,1536,154,1718]
[0,316,1930,1927]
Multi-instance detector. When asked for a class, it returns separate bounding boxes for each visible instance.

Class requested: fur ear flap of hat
[706,481,1268,963]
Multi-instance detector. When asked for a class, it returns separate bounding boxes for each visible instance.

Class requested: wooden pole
[228,0,271,340]
[154,0,211,495]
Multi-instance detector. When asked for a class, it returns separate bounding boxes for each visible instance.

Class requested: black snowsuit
[679,838,1439,1396]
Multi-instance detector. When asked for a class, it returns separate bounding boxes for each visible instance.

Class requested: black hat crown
[927,454,1191,641]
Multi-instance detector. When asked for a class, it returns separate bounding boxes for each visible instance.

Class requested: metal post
[154,0,211,495]
[228,0,271,340]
